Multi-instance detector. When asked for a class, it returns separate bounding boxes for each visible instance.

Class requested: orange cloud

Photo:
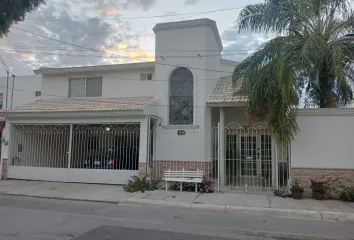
[104,7,117,16]
[20,53,37,62]
[129,51,155,61]
[111,24,119,30]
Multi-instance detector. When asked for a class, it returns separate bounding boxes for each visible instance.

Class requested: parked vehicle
[83,147,139,170]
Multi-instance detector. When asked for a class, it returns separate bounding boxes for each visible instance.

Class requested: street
[0,195,353,240]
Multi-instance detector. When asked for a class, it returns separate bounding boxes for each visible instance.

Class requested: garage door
[7,124,140,184]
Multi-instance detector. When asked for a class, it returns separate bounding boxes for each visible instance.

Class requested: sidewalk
[1,180,354,222]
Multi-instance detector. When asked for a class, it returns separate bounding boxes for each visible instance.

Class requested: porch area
[206,75,290,190]
[211,106,290,191]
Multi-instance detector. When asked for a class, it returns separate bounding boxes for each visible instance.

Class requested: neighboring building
[0,19,353,194]
[0,75,41,179]
[0,75,42,111]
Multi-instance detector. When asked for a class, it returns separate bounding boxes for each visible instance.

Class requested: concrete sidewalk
[1,180,354,223]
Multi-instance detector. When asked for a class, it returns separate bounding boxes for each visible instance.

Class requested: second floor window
[69,77,102,97]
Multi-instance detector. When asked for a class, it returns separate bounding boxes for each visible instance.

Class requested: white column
[139,117,148,164]
[66,124,73,183]
[67,124,73,169]
[219,107,225,188]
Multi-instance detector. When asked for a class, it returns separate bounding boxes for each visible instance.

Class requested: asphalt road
[0,195,353,240]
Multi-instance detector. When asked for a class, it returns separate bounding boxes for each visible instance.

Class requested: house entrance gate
[7,124,140,184]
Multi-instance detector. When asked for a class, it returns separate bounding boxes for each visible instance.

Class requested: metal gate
[8,124,140,184]
[219,122,290,191]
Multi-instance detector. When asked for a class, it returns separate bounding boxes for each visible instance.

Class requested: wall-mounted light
[105,127,111,131]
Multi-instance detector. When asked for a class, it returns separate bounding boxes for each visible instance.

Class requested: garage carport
[1,97,155,184]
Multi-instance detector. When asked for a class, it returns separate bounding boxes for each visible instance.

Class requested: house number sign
[177,130,186,136]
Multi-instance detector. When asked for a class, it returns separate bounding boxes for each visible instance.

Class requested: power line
[0,47,250,53]
[25,4,259,21]
[0,84,310,110]
[11,26,235,74]
[0,49,248,59]
[14,3,260,39]
[0,84,215,109]
[0,55,11,74]
[0,52,235,82]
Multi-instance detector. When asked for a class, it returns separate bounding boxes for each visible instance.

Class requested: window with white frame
[0,93,3,109]
[140,73,153,81]
[69,77,102,97]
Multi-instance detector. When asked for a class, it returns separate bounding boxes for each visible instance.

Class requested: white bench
[163,169,203,192]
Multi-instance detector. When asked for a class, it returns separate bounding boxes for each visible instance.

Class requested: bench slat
[164,178,203,183]
[164,173,203,176]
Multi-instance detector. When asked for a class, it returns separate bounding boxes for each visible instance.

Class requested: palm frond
[234,0,354,143]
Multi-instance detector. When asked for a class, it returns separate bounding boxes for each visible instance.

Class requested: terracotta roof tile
[207,75,248,103]
[1,96,155,113]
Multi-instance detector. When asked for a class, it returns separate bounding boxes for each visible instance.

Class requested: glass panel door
[260,135,272,183]
[241,136,257,176]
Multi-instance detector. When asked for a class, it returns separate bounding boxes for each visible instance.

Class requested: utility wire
[0,52,235,82]
[0,49,248,59]
[0,84,309,109]
[11,26,234,74]
[0,47,250,53]
[0,55,11,74]
[11,3,260,40]
[25,3,260,21]
[0,84,216,109]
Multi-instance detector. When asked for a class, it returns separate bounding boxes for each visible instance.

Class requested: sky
[0,0,272,77]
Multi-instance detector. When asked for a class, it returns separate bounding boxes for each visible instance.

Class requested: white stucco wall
[0,75,41,109]
[219,59,238,77]
[292,109,354,169]
[40,68,156,99]
[153,20,223,162]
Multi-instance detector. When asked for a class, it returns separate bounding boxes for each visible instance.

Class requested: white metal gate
[8,124,140,184]
[219,122,290,191]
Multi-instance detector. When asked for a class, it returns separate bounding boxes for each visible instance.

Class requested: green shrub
[339,186,354,202]
[124,175,161,193]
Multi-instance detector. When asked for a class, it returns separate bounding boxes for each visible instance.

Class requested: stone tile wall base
[292,168,354,199]
[1,159,7,180]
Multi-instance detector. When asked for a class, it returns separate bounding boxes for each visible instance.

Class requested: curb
[3,192,354,223]
[2,192,119,204]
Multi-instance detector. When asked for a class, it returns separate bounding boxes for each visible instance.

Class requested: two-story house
[0,19,287,190]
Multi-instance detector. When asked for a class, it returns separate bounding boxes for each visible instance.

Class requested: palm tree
[233,0,354,143]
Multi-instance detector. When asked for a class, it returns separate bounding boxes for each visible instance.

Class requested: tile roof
[1,96,156,114]
[207,75,248,104]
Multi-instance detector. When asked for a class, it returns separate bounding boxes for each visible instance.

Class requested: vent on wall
[140,73,153,81]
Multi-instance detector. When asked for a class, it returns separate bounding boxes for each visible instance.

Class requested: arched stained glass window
[169,67,194,125]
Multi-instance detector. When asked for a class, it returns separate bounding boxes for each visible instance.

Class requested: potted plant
[290,180,304,199]
[310,180,328,200]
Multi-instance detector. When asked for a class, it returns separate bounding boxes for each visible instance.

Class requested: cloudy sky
[0,0,272,76]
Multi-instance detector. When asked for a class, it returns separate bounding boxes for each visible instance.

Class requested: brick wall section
[151,160,213,180]
[292,168,354,198]
[1,159,7,180]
